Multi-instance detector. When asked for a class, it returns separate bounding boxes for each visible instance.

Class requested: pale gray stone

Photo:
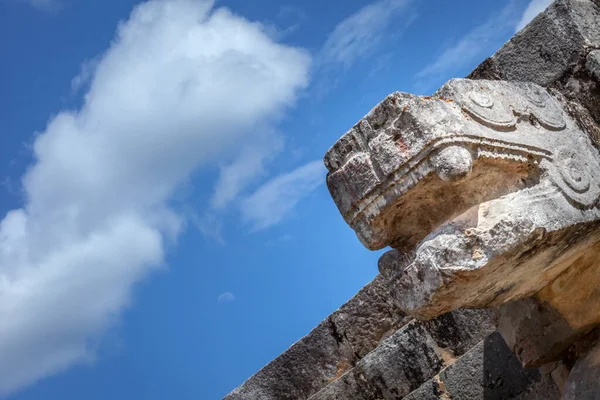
[439,333,542,400]
[308,321,445,400]
[223,276,410,400]
[223,320,353,400]
[329,275,411,359]
[497,298,590,367]
[563,340,600,399]
[470,0,600,86]
[308,371,381,400]
[357,321,444,398]
[403,379,443,400]
[470,0,600,150]
[587,50,600,81]
[423,308,497,358]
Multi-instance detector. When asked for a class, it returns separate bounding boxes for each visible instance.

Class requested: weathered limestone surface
[563,341,600,399]
[469,0,600,87]
[225,289,496,400]
[223,276,409,400]
[464,0,600,376]
[327,77,600,319]
[587,50,600,81]
[497,298,591,368]
[470,0,600,148]
[226,1,600,398]
[311,321,444,400]
[404,333,559,400]
[309,318,497,400]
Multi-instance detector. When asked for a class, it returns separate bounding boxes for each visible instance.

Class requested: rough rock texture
[226,299,496,399]
[563,340,600,399]
[587,50,600,81]
[224,276,409,400]
[497,297,591,367]
[326,79,600,254]
[344,321,443,399]
[310,318,497,400]
[422,308,498,358]
[404,333,560,400]
[469,0,600,86]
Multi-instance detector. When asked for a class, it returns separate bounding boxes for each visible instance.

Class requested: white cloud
[240,160,326,231]
[187,210,225,245]
[10,0,59,11]
[515,0,553,32]
[276,5,306,22]
[416,1,520,80]
[217,292,235,303]
[71,56,101,94]
[210,132,284,209]
[0,0,309,394]
[319,0,413,69]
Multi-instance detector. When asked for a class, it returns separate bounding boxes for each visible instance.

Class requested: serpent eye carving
[551,146,599,208]
[561,157,590,193]
[470,92,494,108]
[432,146,473,183]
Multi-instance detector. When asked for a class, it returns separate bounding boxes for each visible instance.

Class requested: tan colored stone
[537,242,600,329]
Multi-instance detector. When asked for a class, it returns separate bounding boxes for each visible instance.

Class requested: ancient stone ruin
[225,0,600,398]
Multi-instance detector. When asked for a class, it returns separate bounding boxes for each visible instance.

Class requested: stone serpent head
[325,79,600,319]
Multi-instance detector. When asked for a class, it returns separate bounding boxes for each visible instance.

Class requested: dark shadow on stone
[482,333,541,399]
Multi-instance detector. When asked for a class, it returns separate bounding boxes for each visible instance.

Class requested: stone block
[224,276,410,400]
[470,0,600,86]
[564,340,600,399]
[513,375,562,400]
[308,370,381,400]
[587,50,600,82]
[357,321,444,398]
[309,320,449,400]
[329,274,411,359]
[439,333,542,399]
[498,298,590,367]
[423,308,497,358]
[403,379,444,400]
[223,320,354,400]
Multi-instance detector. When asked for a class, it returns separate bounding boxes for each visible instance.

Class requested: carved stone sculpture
[226,2,600,398]
[325,78,600,320]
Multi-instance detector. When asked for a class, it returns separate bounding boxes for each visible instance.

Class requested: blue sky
[0,0,550,398]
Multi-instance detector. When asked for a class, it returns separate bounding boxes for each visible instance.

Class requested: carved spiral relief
[453,82,566,131]
[521,84,566,130]
[523,85,546,108]
[552,146,599,207]
[462,90,517,129]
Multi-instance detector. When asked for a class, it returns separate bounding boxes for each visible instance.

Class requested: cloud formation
[416,1,521,82]
[0,0,309,394]
[240,160,326,231]
[10,0,59,11]
[319,0,413,70]
[210,133,284,210]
